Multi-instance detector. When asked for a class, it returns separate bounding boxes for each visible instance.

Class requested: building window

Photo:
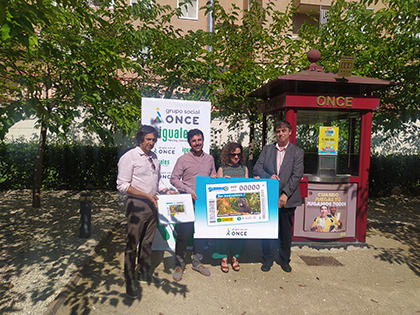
[131,0,153,7]
[319,6,329,25]
[178,0,198,20]
[88,0,114,8]
[292,5,331,34]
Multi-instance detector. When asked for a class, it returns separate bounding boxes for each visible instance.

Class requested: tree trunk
[32,123,47,208]
[247,121,255,175]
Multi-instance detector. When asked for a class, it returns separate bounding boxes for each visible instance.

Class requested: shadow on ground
[0,190,125,314]
[60,223,192,314]
[367,223,420,277]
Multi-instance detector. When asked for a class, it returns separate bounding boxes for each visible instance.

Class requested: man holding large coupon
[170,129,216,281]
[253,120,304,273]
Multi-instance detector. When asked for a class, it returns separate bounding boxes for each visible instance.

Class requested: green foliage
[370,154,420,196]
[0,139,121,190]
[0,139,38,187]
[0,140,418,196]
[0,0,149,144]
[136,2,211,100]
[1,0,163,205]
[299,0,420,134]
[0,0,54,52]
[210,144,223,170]
[203,1,309,155]
[247,192,261,210]
[140,0,312,159]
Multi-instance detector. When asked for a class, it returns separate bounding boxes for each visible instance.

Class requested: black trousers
[174,222,205,269]
[262,207,296,263]
[124,197,157,282]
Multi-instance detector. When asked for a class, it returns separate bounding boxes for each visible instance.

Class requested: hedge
[0,141,125,190]
[0,140,419,196]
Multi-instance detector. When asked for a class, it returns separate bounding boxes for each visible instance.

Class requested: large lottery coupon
[206,181,269,226]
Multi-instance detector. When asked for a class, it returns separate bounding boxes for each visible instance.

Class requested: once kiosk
[249,50,395,243]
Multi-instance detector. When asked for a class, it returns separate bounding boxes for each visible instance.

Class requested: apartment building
[129,0,384,34]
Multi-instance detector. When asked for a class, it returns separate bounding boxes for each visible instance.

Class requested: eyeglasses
[148,157,156,170]
[229,153,240,157]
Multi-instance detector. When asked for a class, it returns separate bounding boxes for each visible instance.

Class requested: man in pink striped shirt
[117,125,176,298]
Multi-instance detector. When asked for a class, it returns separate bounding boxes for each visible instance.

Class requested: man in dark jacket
[253,120,304,273]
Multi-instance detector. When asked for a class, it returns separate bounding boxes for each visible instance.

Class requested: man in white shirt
[117,125,176,298]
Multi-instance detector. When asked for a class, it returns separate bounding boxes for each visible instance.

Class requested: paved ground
[54,222,420,315]
[1,191,419,315]
[0,190,126,315]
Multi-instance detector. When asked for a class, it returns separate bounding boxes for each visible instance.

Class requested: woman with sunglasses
[212,142,248,272]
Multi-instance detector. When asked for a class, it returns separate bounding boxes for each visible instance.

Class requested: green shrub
[369,154,420,196]
[0,140,38,189]
[0,139,121,190]
[0,140,418,196]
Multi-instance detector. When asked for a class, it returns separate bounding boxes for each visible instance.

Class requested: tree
[138,3,212,100]
[299,0,420,136]
[140,0,313,165]
[203,0,309,165]
[0,0,158,206]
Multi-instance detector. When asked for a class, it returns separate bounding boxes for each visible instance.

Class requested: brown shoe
[231,256,240,271]
[221,258,229,273]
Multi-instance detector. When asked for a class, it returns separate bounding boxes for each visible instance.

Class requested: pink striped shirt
[170,151,216,193]
[117,146,166,195]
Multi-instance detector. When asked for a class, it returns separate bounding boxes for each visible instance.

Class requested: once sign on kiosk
[286,95,380,110]
[316,95,353,107]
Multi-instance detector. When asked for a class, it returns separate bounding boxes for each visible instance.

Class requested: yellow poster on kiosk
[318,126,339,155]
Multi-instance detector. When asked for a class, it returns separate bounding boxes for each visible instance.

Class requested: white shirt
[116,146,166,196]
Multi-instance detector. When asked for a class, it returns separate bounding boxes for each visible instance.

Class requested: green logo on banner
[157,224,170,241]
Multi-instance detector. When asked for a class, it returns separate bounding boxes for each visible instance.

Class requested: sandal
[221,258,229,273]
[231,256,240,271]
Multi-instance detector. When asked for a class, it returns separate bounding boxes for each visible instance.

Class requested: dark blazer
[253,142,304,208]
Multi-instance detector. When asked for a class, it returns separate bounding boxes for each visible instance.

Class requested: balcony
[292,0,331,34]
[293,0,332,14]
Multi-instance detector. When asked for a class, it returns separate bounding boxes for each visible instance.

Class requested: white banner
[141,97,211,190]
[141,98,211,250]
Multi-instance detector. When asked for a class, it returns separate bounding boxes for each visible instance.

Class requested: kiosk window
[295,110,361,177]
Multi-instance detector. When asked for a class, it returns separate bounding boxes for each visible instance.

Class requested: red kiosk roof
[249,68,396,100]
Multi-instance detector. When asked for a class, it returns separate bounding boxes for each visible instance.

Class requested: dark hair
[320,205,328,210]
[187,129,204,144]
[274,120,292,131]
[136,125,158,145]
[220,142,245,166]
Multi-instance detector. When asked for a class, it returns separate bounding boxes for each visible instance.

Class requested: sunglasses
[229,153,241,157]
[148,157,156,170]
